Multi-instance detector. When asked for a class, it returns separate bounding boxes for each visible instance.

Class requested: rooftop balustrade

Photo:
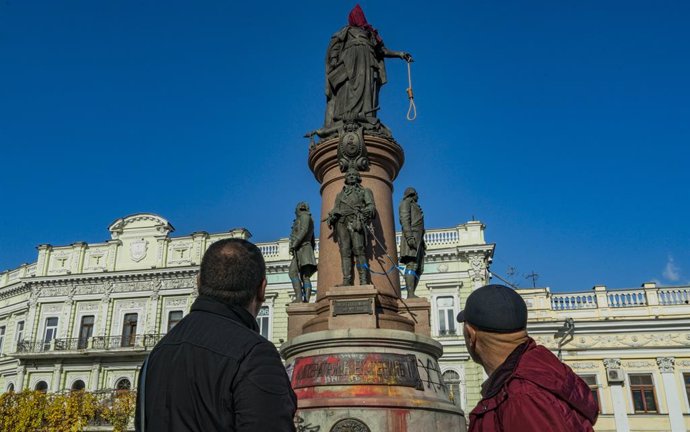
[522,283,690,320]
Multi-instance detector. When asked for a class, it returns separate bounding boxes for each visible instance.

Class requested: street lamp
[553,317,575,361]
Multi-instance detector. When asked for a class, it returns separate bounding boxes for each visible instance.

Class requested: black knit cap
[456,284,528,333]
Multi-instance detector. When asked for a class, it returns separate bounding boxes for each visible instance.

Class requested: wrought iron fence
[54,337,90,351]
[16,339,46,353]
[15,334,163,354]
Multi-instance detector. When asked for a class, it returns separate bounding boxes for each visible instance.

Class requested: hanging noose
[406,60,417,121]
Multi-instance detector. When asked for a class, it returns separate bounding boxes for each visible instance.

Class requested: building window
[0,326,5,355]
[35,381,48,393]
[6,383,14,393]
[256,306,270,339]
[43,317,59,351]
[15,321,24,346]
[684,373,690,409]
[578,375,600,412]
[630,374,658,413]
[443,370,462,406]
[167,311,183,332]
[78,315,95,349]
[436,296,457,335]
[116,378,131,391]
[121,313,138,347]
[71,380,86,391]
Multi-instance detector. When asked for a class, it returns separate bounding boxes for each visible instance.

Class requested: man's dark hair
[198,238,266,308]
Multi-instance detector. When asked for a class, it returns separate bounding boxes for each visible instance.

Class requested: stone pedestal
[280,329,466,432]
[287,285,432,337]
[283,133,463,431]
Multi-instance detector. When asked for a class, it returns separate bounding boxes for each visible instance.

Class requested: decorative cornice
[426,251,459,262]
[0,283,30,301]
[25,267,198,287]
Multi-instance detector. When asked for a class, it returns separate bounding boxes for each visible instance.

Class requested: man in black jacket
[135,238,297,431]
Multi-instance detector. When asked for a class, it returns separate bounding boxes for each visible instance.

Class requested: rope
[406,61,417,121]
[357,263,406,276]
[362,223,418,323]
[332,201,418,322]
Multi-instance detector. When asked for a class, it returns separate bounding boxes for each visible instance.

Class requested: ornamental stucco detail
[467,254,488,287]
[77,302,99,312]
[129,239,149,262]
[625,361,654,368]
[533,333,690,350]
[603,358,621,370]
[570,362,598,370]
[656,357,675,373]
[113,281,154,293]
[165,297,188,307]
[161,277,196,290]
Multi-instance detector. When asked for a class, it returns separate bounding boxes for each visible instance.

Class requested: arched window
[442,370,462,406]
[6,383,14,393]
[115,378,131,391]
[35,381,48,393]
[71,380,86,391]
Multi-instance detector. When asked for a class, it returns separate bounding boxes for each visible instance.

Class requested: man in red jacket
[457,284,598,431]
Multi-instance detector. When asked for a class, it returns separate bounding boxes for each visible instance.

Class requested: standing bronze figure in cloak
[323,5,413,137]
[289,202,317,302]
[326,170,376,286]
[399,187,426,298]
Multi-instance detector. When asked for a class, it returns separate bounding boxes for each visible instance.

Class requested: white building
[1,212,689,432]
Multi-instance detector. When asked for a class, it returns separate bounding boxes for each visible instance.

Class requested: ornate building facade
[0,213,688,431]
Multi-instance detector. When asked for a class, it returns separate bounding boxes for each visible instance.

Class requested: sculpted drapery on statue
[322,5,413,138]
[326,170,376,286]
[289,202,317,303]
[399,187,426,298]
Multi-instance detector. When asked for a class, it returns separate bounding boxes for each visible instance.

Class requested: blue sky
[1,1,688,291]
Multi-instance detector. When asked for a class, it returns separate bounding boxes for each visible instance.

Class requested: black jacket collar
[190,295,259,333]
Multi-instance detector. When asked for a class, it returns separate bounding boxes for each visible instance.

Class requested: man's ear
[257,278,267,303]
[465,323,477,344]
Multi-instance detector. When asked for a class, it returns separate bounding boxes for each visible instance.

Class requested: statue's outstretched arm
[381,47,413,62]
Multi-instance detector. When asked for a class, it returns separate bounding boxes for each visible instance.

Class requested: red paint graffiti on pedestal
[291,352,423,390]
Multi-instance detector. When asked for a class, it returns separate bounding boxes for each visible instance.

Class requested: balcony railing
[551,293,598,310]
[658,287,690,305]
[91,334,163,350]
[607,290,647,308]
[15,334,164,354]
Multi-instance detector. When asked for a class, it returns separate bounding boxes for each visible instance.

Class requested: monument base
[281,328,465,432]
[286,285,433,339]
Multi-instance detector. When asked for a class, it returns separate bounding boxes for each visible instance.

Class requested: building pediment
[108,213,174,240]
